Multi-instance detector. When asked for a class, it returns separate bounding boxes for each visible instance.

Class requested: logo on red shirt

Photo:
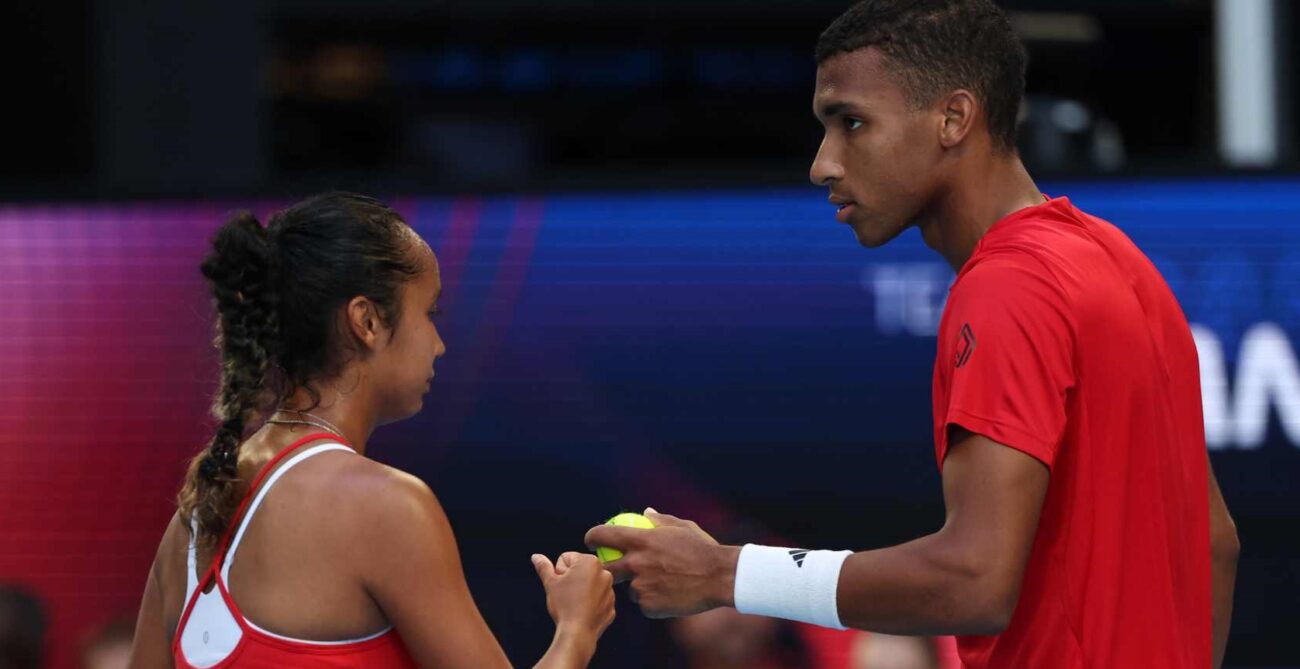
[955,323,976,368]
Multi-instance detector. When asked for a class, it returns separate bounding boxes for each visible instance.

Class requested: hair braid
[179,211,280,549]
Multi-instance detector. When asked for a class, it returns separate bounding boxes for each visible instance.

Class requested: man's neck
[925,154,1043,272]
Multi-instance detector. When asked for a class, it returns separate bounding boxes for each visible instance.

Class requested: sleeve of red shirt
[938,253,1076,470]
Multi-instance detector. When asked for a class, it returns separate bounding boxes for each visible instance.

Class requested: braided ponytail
[178,211,280,550]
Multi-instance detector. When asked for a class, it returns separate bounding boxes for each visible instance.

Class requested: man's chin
[849,219,900,248]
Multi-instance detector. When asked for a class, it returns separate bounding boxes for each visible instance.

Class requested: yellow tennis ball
[595,512,656,563]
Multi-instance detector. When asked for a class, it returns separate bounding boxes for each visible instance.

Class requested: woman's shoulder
[307,454,451,540]
[319,452,438,504]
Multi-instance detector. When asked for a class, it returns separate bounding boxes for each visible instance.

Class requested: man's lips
[830,195,857,222]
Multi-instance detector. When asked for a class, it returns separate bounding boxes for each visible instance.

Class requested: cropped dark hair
[816,0,1026,151]
[178,192,421,549]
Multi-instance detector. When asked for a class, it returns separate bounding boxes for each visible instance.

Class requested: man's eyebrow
[817,100,860,119]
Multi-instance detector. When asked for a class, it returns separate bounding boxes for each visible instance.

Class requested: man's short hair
[816,0,1027,152]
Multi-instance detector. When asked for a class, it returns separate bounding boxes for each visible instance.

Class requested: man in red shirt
[585,1,1240,667]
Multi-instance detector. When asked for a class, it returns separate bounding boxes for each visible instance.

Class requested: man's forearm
[833,529,1017,636]
[694,437,1043,635]
[719,436,1044,637]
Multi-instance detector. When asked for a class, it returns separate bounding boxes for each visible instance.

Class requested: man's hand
[583,508,741,619]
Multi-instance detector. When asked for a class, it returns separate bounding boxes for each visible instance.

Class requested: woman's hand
[533,552,616,642]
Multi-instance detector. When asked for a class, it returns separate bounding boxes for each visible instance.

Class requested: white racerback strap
[220,443,354,584]
[186,518,201,602]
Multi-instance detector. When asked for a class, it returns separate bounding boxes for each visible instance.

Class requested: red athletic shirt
[931,197,1212,668]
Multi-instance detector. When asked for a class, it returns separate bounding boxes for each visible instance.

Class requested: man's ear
[344,296,383,351]
[938,89,978,149]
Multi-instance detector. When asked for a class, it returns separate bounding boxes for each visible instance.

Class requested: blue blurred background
[396,181,1300,669]
[1,1,1297,667]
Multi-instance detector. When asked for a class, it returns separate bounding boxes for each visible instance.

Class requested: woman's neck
[275,382,376,454]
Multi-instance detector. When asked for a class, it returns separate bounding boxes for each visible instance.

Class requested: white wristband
[733,544,851,629]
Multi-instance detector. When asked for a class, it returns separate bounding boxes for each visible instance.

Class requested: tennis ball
[595,512,656,563]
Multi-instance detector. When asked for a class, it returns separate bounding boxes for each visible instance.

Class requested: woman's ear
[344,296,384,352]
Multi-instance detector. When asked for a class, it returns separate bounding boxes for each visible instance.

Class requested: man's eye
[845,118,864,131]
